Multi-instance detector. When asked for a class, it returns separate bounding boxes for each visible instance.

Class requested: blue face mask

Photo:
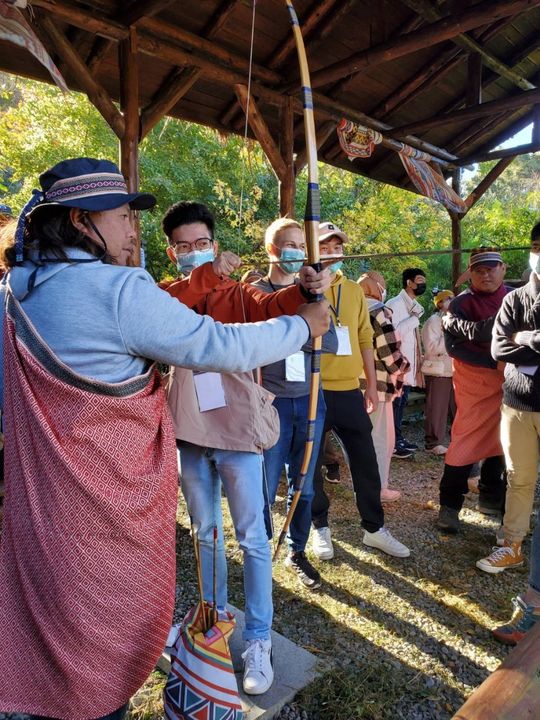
[529,252,540,275]
[323,255,343,274]
[177,248,215,274]
[279,247,305,275]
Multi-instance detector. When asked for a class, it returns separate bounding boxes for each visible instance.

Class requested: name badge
[285,351,306,382]
[193,372,227,412]
[336,325,352,356]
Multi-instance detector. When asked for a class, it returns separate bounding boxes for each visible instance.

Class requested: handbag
[163,603,243,719]
[420,358,445,376]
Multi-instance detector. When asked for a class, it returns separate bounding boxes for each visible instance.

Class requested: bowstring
[237,0,257,255]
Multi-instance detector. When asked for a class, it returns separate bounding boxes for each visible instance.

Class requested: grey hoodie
[0,249,309,407]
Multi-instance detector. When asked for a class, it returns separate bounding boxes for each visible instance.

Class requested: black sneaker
[437,505,460,534]
[401,439,419,450]
[393,445,413,459]
[285,551,322,589]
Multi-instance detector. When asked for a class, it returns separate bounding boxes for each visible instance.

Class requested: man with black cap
[437,246,511,534]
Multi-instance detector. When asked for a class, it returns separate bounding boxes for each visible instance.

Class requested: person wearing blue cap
[0,158,329,719]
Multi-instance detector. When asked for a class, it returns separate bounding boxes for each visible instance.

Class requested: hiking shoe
[401,439,419,450]
[428,445,447,456]
[285,551,322,589]
[381,488,401,502]
[477,498,503,516]
[393,445,413,459]
[363,527,410,558]
[437,505,460,534]
[492,596,540,645]
[242,638,274,695]
[476,542,524,574]
[312,526,334,560]
[324,462,340,483]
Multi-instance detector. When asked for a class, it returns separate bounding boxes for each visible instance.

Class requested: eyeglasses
[171,237,213,254]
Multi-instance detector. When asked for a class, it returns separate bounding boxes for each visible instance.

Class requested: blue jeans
[392,384,410,445]
[177,441,272,641]
[263,392,326,552]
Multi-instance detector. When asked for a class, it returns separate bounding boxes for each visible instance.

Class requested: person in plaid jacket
[358,271,410,502]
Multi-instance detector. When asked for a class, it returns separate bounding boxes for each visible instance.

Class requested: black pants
[311,389,384,533]
[439,455,507,512]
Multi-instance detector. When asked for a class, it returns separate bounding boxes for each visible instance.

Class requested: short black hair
[162,201,215,240]
[402,267,425,288]
[531,221,540,243]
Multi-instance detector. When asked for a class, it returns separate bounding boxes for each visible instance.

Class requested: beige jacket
[421,313,453,377]
[167,368,279,453]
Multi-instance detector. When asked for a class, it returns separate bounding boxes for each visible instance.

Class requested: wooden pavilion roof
[2,0,540,193]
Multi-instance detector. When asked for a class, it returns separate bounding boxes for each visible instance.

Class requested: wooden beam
[118,26,141,264]
[452,107,534,155]
[268,0,341,70]
[309,0,540,89]
[451,621,540,719]
[369,18,515,120]
[86,0,176,74]
[392,87,540,137]
[140,0,246,138]
[30,0,459,167]
[142,67,198,137]
[450,171,462,291]
[279,97,295,217]
[457,142,539,165]
[235,84,287,181]
[122,0,175,27]
[466,52,483,106]
[38,14,124,138]
[462,156,516,215]
[31,0,280,87]
[401,0,537,92]
[295,120,336,174]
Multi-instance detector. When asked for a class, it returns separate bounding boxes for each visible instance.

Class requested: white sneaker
[363,527,410,558]
[242,638,273,695]
[312,526,334,560]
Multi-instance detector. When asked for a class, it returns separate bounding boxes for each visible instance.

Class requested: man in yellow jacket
[311,222,410,561]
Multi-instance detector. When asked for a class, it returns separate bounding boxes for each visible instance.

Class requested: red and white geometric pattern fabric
[0,296,178,719]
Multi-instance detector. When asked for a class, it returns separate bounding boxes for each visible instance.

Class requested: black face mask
[412,283,426,297]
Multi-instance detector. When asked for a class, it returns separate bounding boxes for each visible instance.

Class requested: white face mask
[376,282,387,302]
[529,251,540,275]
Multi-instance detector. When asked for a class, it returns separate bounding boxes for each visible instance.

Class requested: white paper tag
[285,351,306,381]
[336,325,352,355]
[193,372,227,412]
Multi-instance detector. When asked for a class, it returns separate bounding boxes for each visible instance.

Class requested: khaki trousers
[501,404,540,543]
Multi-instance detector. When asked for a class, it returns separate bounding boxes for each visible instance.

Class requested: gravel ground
[170,416,535,720]
[2,416,536,720]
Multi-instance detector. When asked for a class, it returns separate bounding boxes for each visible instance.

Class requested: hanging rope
[237,0,257,252]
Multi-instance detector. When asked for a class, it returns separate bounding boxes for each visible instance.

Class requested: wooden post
[466,52,483,106]
[279,97,295,218]
[452,621,540,719]
[119,26,141,265]
[451,170,462,292]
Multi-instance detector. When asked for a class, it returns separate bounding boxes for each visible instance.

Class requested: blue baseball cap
[28,157,155,218]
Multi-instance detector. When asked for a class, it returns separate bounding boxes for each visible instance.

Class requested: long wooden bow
[273,0,322,560]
